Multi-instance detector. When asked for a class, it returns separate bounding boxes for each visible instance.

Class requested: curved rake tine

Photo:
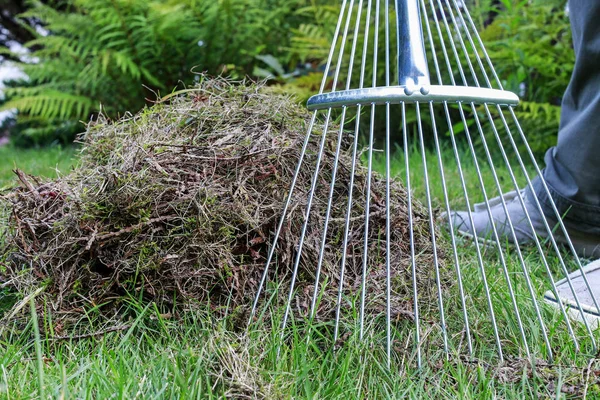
[432,103,474,356]
[250,0,350,322]
[459,0,600,326]
[416,102,449,357]
[457,0,598,354]
[256,0,597,366]
[420,0,472,356]
[250,111,318,321]
[508,107,599,351]
[402,102,422,368]
[310,0,365,323]
[429,0,504,362]
[354,0,381,343]
[449,0,595,351]
[331,0,373,344]
[486,103,577,359]
[448,0,575,357]
[450,0,504,89]
[278,109,332,356]
[445,102,504,362]
[467,103,542,359]
[384,0,392,367]
[457,0,600,347]
[437,1,531,358]
[445,0,560,358]
[279,0,357,354]
[310,107,347,321]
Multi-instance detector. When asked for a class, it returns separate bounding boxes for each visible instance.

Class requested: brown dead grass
[0,78,447,326]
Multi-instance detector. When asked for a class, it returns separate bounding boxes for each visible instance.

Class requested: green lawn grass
[0,146,76,189]
[1,144,599,399]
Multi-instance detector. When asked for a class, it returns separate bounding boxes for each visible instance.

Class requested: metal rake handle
[307,0,519,110]
[396,0,430,87]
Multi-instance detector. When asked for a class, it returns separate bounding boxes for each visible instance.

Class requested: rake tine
[332,0,372,343]
[438,0,531,358]
[491,107,584,351]
[450,0,597,347]
[460,0,599,348]
[470,104,543,355]
[438,0,532,357]
[450,0,572,357]
[311,107,348,321]
[460,103,532,358]
[318,1,351,95]
[487,104,576,358]
[359,0,374,92]
[428,0,457,86]
[279,0,356,351]
[250,111,318,321]
[440,0,479,86]
[507,107,599,351]
[428,0,504,361]
[402,102,422,368]
[461,0,600,345]
[420,0,472,356]
[451,0,590,355]
[257,0,598,365]
[385,102,392,366]
[443,0,487,85]
[355,104,376,342]
[429,102,473,356]
[355,0,381,343]
[473,114,553,360]
[250,0,350,322]
[445,102,504,362]
[455,0,599,354]
[310,0,365,322]
[416,102,449,357]
[452,0,504,89]
[336,0,372,339]
[384,0,392,367]
[448,0,494,88]
[278,109,333,354]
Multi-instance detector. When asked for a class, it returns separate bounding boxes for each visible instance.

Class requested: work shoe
[544,258,600,329]
[442,189,600,259]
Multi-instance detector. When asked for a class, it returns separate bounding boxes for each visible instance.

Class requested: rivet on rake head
[404,86,414,96]
[420,86,430,95]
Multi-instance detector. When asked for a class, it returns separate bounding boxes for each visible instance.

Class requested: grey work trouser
[528,0,600,234]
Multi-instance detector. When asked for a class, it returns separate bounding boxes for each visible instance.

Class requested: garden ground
[1,146,599,399]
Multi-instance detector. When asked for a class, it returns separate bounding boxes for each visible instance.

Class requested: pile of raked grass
[0,79,447,328]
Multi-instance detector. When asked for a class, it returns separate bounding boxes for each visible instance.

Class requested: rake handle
[396,0,431,88]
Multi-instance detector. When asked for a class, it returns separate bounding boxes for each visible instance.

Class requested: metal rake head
[250,0,600,367]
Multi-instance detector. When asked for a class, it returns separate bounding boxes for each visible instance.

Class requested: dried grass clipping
[0,79,447,323]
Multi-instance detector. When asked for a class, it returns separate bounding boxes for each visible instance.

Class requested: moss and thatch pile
[0,79,446,324]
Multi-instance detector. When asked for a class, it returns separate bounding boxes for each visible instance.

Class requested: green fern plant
[2,0,315,145]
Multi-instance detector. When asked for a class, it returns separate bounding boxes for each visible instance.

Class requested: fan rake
[250,0,600,367]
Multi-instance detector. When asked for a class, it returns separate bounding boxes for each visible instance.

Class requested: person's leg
[446,0,600,258]
[447,0,600,324]
[528,0,600,235]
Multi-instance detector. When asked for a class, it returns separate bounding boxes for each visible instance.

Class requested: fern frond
[2,90,94,120]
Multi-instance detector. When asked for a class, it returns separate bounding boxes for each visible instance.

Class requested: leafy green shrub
[480,0,572,154]
[2,0,572,153]
[1,0,319,145]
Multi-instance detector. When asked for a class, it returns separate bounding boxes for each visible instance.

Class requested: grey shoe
[443,189,600,259]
